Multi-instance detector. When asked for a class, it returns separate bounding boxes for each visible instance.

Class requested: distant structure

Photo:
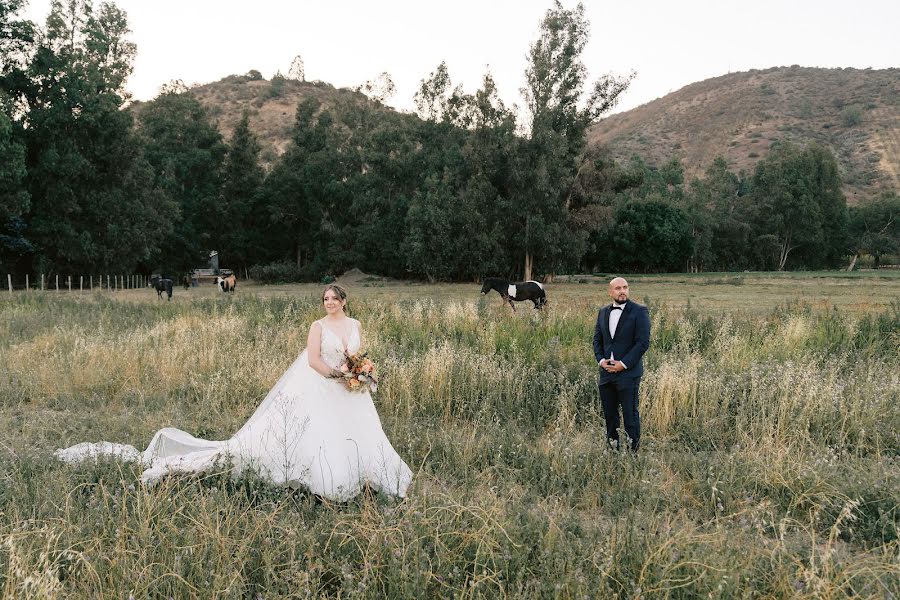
[208,251,220,274]
[190,250,232,285]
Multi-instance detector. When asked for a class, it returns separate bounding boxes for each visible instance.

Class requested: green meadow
[1,272,898,598]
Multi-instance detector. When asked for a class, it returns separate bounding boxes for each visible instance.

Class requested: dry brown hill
[178,74,389,166]
[170,68,898,203]
[589,66,900,204]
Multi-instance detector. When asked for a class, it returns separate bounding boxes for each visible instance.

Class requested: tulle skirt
[58,350,413,502]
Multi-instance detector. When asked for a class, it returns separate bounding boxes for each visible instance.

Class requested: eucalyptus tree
[217,110,264,273]
[21,0,174,274]
[0,110,30,270]
[684,156,751,271]
[514,1,632,280]
[749,142,847,270]
[262,97,346,273]
[0,104,27,220]
[405,67,518,280]
[332,97,420,278]
[288,55,304,81]
[848,193,899,269]
[137,90,226,272]
[0,0,34,113]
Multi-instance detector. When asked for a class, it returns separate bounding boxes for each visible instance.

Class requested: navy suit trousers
[599,377,641,451]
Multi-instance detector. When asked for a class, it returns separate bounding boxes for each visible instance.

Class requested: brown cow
[216,274,236,293]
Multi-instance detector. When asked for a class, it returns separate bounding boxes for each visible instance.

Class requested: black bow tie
[610,305,623,311]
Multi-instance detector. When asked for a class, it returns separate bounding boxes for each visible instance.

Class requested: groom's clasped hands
[599,358,625,373]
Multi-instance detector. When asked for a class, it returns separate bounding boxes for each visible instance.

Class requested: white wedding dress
[56,319,413,501]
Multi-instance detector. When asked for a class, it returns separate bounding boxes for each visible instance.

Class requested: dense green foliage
[0,1,895,283]
[848,193,900,269]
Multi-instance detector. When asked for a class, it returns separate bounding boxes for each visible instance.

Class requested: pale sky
[20,0,900,116]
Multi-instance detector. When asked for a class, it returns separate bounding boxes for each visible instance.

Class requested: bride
[57,284,413,502]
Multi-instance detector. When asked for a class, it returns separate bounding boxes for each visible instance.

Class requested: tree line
[1,1,897,283]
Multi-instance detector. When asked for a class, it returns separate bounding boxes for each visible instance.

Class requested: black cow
[480,277,547,311]
[149,275,173,301]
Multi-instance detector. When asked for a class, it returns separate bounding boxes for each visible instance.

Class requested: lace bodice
[318,318,360,368]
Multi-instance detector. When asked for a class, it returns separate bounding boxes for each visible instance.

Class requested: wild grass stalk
[0,287,897,597]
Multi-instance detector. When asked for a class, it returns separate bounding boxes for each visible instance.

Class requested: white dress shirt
[609,302,627,369]
[609,302,626,338]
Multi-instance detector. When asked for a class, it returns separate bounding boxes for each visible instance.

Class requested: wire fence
[3,274,150,293]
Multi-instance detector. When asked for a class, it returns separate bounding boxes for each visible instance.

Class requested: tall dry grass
[0,289,898,598]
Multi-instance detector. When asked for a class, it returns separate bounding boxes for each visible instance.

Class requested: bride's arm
[307,322,342,379]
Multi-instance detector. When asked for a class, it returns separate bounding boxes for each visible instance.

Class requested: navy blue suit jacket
[593,301,651,384]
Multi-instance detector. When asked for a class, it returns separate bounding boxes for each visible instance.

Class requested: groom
[592,277,651,451]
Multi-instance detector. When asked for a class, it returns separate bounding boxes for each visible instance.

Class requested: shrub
[248,261,318,283]
[841,105,863,127]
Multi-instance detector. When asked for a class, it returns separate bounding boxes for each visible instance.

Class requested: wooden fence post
[90,275,93,290]
[80,276,83,292]
[7,274,11,294]
[55,275,59,291]
[41,273,44,291]
[67,276,71,292]
[26,274,29,291]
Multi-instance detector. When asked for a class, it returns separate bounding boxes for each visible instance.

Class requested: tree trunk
[524,253,533,281]
[777,240,791,271]
[846,253,859,272]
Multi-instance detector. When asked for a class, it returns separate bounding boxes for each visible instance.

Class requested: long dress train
[56,319,413,501]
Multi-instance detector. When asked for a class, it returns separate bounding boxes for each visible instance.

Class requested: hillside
[173,68,899,203]
[589,66,900,203]
[176,74,391,165]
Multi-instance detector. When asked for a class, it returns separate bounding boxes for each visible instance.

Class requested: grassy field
[1,272,898,598]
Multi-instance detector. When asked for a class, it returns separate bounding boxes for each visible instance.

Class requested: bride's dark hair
[322,284,350,315]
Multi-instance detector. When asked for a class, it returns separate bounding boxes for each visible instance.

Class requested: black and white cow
[480,277,547,311]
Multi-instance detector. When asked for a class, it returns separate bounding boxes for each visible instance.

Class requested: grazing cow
[480,277,547,311]
[149,275,173,301]
[216,273,236,293]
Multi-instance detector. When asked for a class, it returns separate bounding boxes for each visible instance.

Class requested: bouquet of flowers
[337,350,378,392]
